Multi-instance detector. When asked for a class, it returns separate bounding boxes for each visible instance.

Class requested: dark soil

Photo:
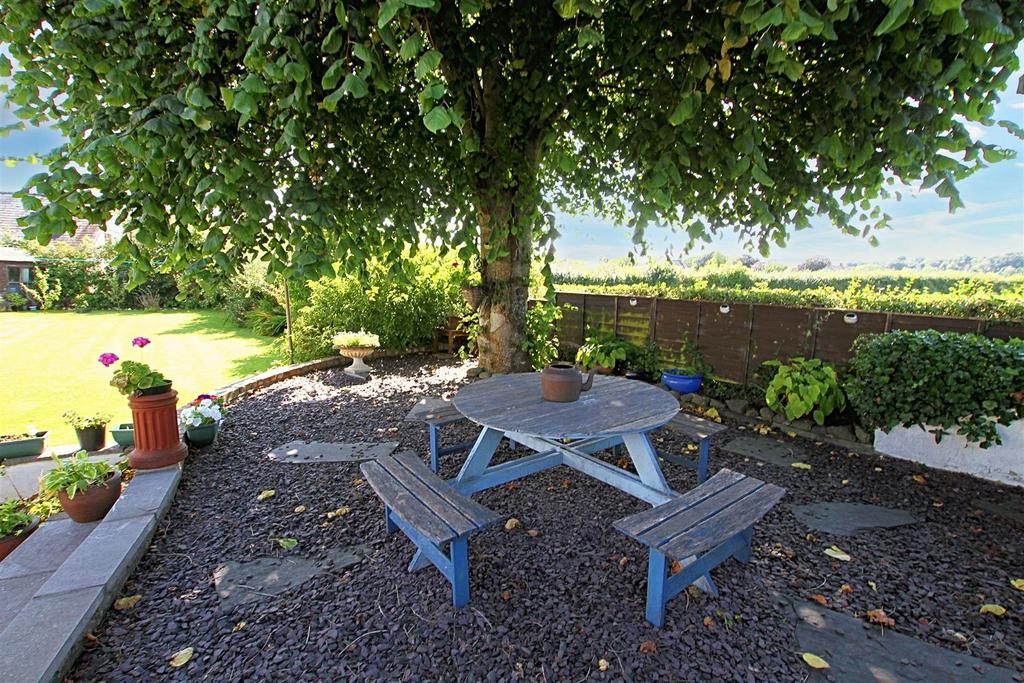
[70,357,1024,682]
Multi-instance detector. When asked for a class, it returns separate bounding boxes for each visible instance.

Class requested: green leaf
[341,72,369,98]
[284,62,307,82]
[668,93,700,126]
[874,0,913,36]
[240,74,269,94]
[399,34,423,61]
[553,0,579,19]
[927,0,961,14]
[422,106,452,132]
[323,87,346,112]
[578,26,604,47]
[415,50,442,79]
[378,0,402,28]
[323,61,347,90]
[322,26,345,54]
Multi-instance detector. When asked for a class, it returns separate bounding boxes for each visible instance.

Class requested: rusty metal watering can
[540,362,596,402]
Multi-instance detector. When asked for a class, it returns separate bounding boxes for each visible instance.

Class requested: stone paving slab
[266,441,398,464]
[722,435,806,467]
[104,464,182,522]
[0,517,98,580]
[783,596,1017,682]
[791,502,919,536]
[213,545,371,609]
[0,585,106,683]
[0,572,50,626]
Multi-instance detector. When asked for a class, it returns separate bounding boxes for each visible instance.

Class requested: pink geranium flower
[98,352,119,367]
[131,337,151,348]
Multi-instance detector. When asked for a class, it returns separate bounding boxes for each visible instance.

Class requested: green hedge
[288,250,467,362]
[845,331,1024,447]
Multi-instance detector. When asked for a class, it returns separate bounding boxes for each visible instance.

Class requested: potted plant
[624,342,662,383]
[110,422,135,449]
[100,337,187,470]
[576,334,630,375]
[63,411,112,452]
[0,498,38,562]
[333,330,380,378]
[0,430,48,460]
[39,452,122,523]
[180,394,226,447]
[661,337,713,393]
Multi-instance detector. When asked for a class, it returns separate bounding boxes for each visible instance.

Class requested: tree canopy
[2,0,1022,369]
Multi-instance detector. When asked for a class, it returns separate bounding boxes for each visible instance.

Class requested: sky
[2,49,1022,267]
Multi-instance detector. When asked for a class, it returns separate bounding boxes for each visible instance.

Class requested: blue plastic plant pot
[661,371,703,394]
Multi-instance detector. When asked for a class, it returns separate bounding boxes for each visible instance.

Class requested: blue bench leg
[450,537,470,608]
[733,526,754,563]
[697,439,710,483]
[645,549,669,628]
[385,507,398,534]
[428,425,440,473]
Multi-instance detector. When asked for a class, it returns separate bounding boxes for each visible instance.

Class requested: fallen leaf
[256,489,275,501]
[232,621,247,632]
[703,615,715,628]
[873,467,883,472]
[912,474,926,484]
[504,482,520,491]
[791,462,811,470]
[868,580,877,591]
[527,529,541,537]
[504,518,520,531]
[83,632,100,647]
[598,658,609,672]
[639,640,657,654]
[786,431,797,438]
[616,457,631,469]
[293,505,306,513]
[618,556,630,570]
[840,584,853,594]
[670,559,683,574]
[932,501,944,508]
[866,608,895,628]
[169,646,194,668]
[810,594,828,606]
[801,652,830,669]
[501,590,511,601]
[1011,578,1024,592]
[274,537,298,550]
[805,533,816,542]
[561,479,571,489]
[113,595,142,611]
[824,545,851,562]
[979,604,1006,616]
[352,478,364,486]
[686,443,699,452]
[705,407,720,420]
[841,479,850,486]
[918,617,930,625]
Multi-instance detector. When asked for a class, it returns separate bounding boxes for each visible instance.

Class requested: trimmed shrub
[845,331,1024,447]
[762,358,845,425]
[288,250,467,361]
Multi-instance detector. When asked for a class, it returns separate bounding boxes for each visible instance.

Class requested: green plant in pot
[0,464,39,562]
[576,334,630,374]
[40,452,122,523]
[180,394,227,448]
[661,337,713,393]
[333,330,380,378]
[624,341,662,382]
[63,410,113,452]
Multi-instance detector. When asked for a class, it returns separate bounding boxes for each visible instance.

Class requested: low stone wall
[874,422,1024,488]
[213,356,344,403]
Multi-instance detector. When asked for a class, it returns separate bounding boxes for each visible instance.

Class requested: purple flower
[98,352,119,367]
[131,337,151,348]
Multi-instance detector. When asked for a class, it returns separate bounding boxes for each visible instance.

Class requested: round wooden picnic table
[454,373,679,440]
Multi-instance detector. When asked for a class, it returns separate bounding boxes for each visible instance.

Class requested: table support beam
[560,448,677,506]
[454,449,562,496]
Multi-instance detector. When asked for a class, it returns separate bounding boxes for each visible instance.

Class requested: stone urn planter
[339,346,374,377]
[128,385,187,470]
[0,515,38,562]
[58,471,122,523]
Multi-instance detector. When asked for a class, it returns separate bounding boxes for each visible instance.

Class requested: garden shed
[0,245,36,304]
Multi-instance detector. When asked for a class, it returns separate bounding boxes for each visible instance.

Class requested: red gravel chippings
[69,357,1024,682]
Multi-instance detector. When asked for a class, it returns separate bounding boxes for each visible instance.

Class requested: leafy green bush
[289,250,466,361]
[845,331,1024,447]
[763,358,846,425]
[576,334,630,371]
[521,303,573,370]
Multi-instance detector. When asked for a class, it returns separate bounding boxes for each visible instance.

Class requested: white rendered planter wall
[874,421,1024,488]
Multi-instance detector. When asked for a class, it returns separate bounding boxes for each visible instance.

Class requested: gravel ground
[70,356,1024,682]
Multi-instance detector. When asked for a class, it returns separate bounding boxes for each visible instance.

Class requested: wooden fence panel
[748,305,815,380]
[554,292,586,352]
[890,313,982,335]
[984,323,1024,340]
[614,296,654,346]
[583,294,616,337]
[697,302,753,381]
[653,299,701,368]
[812,309,888,365]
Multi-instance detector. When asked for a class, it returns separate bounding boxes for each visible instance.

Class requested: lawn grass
[0,310,282,446]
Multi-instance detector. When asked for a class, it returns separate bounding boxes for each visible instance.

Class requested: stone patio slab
[0,572,50,626]
[104,463,182,522]
[783,596,1016,682]
[791,502,919,536]
[213,545,371,609]
[722,435,806,467]
[266,441,398,464]
[0,517,98,580]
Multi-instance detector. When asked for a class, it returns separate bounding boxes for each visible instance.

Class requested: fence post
[649,297,658,343]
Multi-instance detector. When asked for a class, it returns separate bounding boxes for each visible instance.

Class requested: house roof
[0,246,36,264]
[0,192,108,248]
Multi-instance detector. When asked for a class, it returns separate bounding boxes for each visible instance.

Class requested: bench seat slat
[635,477,764,548]
[360,461,458,545]
[387,452,499,531]
[614,469,745,538]
[666,412,729,440]
[421,405,466,426]
[662,484,785,559]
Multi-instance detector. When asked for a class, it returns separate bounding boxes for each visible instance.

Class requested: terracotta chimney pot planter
[128,386,187,470]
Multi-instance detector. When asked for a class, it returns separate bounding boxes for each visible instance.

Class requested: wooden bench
[658,412,729,483]
[360,450,500,607]
[614,469,785,626]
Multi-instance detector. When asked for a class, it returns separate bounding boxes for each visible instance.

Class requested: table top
[453,373,679,439]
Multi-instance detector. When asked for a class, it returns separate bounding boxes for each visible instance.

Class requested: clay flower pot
[128,389,187,470]
[58,471,122,523]
[0,515,39,562]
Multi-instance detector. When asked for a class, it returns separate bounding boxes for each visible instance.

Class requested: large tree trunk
[475,189,533,374]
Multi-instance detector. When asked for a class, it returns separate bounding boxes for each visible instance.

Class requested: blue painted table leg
[733,526,754,563]
[646,549,669,627]
[428,424,440,473]
[622,433,672,496]
[385,507,397,534]
[697,439,710,483]
[450,537,470,608]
